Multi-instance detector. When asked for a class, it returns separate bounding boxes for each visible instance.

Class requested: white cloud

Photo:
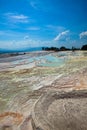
[29,0,50,12]
[30,1,38,9]
[29,0,44,10]
[11,14,28,20]
[4,13,29,23]
[80,31,87,39]
[54,30,70,41]
[27,27,40,30]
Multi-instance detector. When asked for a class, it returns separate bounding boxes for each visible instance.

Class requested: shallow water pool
[38,54,66,67]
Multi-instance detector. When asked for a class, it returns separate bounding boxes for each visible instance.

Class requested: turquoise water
[11,54,66,67]
[5,51,86,69]
[38,54,65,67]
[1,51,87,70]
[39,61,64,67]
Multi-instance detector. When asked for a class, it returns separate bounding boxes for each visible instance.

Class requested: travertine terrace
[0,51,87,130]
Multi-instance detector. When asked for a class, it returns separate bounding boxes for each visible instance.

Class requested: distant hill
[0,47,42,54]
[0,48,10,53]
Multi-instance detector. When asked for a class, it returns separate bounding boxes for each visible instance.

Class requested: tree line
[42,44,87,52]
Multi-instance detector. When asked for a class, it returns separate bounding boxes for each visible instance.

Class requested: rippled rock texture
[32,90,87,130]
[0,51,87,130]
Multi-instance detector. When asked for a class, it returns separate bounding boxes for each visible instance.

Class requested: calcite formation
[0,51,87,130]
[32,90,87,130]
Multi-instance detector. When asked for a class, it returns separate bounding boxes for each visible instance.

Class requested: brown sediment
[0,112,23,125]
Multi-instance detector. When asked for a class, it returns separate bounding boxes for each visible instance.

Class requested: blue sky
[0,0,87,50]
